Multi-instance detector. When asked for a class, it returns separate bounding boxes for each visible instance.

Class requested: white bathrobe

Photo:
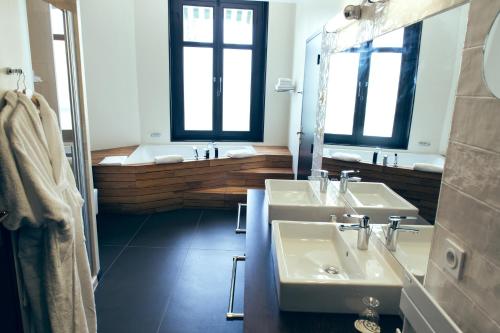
[0,91,97,333]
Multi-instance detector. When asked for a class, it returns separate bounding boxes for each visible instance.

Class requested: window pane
[183,6,213,43]
[183,47,213,130]
[223,8,253,45]
[53,40,72,130]
[222,49,252,131]
[325,53,360,135]
[50,6,64,35]
[363,53,402,137]
[372,28,404,48]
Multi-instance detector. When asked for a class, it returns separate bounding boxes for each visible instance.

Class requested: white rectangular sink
[271,220,403,314]
[375,225,434,282]
[341,182,419,224]
[265,180,347,223]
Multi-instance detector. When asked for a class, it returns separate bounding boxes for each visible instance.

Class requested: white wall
[81,0,295,150]
[80,0,142,150]
[26,0,59,114]
[0,0,33,106]
[408,4,468,154]
[133,0,171,145]
[288,0,345,173]
[262,2,296,145]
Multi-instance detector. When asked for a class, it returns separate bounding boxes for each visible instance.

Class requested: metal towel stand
[226,255,245,320]
[235,203,247,234]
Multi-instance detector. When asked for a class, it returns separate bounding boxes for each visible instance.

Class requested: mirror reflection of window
[324,53,360,135]
[50,6,72,130]
[325,23,422,149]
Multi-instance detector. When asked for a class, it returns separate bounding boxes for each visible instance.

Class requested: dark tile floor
[96,208,246,333]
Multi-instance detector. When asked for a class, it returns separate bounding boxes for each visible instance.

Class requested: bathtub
[323,147,445,169]
[123,144,256,165]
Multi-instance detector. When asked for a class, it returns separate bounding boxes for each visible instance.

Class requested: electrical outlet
[443,238,465,280]
[418,141,431,147]
[150,132,161,138]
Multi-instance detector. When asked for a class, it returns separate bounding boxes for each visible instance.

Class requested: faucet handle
[348,176,362,183]
[340,170,359,178]
[344,214,370,228]
[311,169,329,178]
[388,216,417,229]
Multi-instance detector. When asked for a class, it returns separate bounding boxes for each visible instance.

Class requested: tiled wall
[424,1,500,332]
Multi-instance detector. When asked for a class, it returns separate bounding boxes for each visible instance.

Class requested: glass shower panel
[52,40,72,130]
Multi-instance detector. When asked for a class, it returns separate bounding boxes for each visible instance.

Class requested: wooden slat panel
[91,146,293,213]
[94,173,137,182]
[91,145,138,165]
[322,157,441,223]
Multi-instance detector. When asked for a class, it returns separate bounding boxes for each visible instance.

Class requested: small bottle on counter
[393,153,398,167]
[372,150,379,164]
[214,144,219,158]
[204,148,210,159]
[382,154,388,166]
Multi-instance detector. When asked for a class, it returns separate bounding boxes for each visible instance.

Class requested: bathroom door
[297,32,322,180]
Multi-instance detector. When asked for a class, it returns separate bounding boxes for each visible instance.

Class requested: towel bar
[226,255,245,320]
[235,203,247,234]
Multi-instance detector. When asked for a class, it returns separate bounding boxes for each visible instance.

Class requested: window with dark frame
[169,0,268,141]
[324,22,422,149]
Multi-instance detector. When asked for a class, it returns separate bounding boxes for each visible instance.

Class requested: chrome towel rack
[235,203,246,234]
[226,255,245,320]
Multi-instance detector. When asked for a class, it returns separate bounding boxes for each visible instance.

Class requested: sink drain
[323,265,340,275]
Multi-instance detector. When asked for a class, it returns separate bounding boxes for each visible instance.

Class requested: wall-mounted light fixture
[344,5,362,20]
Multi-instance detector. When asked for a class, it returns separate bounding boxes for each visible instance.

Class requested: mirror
[321,3,470,280]
[484,11,500,98]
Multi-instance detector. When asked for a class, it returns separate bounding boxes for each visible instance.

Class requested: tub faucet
[385,216,419,251]
[339,170,361,193]
[339,214,372,250]
[309,169,329,193]
[193,146,199,160]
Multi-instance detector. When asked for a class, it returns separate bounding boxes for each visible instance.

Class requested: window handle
[217,76,223,97]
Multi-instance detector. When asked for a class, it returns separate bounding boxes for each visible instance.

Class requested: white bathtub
[123,144,256,165]
[323,147,445,169]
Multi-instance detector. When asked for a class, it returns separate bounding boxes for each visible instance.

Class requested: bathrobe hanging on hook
[0,91,96,333]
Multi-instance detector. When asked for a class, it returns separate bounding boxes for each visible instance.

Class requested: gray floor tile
[95,247,188,333]
[158,249,244,333]
[190,210,245,251]
[130,209,203,248]
[98,244,124,275]
[97,213,149,245]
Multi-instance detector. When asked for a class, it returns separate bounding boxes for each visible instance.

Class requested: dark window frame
[324,22,422,149]
[169,0,268,142]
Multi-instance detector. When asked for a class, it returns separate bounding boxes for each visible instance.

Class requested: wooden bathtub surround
[91,146,293,214]
[322,157,442,223]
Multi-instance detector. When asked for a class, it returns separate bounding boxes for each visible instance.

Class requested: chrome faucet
[339,170,361,193]
[385,216,419,251]
[193,146,199,160]
[309,169,330,193]
[339,214,372,250]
